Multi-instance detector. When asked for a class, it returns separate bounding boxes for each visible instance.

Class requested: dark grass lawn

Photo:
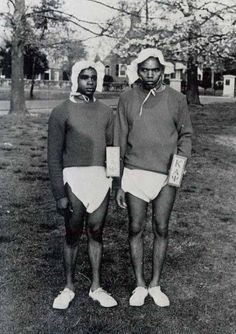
[0,103,235,334]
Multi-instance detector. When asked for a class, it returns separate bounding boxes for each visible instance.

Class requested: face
[77,67,97,98]
[138,57,163,90]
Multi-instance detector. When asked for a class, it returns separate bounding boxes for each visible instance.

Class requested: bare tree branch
[86,0,157,19]
[7,0,15,10]
[27,8,104,27]
[41,15,116,38]
[86,0,142,17]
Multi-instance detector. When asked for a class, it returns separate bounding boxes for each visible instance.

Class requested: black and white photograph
[0,0,235,333]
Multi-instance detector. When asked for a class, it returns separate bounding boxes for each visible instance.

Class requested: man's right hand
[56,197,69,216]
[116,188,127,209]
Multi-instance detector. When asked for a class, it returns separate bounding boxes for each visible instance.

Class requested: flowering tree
[111,0,236,104]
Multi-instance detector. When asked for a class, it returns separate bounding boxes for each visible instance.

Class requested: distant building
[36,58,69,82]
[102,13,188,92]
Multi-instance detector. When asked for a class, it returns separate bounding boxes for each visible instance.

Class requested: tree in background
[157,0,236,104]
[0,43,11,78]
[1,0,63,114]
[0,42,48,83]
[1,0,236,113]
[0,0,112,115]
[201,67,212,94]
[24,45,48,97]
[48,39,87,80]
[10,0,26,115]
[102,0,236,104]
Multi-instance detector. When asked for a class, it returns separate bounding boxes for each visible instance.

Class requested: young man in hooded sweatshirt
[48,61,117,309]
[114,48,193,307]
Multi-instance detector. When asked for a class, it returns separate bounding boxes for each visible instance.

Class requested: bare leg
[126,193,148,287]
[149,185,176,288]
[86,192,110,292]
[64,185,86,291]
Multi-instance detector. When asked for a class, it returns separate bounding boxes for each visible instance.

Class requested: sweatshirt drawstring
[139,89,156,116]
[139,84,166,116]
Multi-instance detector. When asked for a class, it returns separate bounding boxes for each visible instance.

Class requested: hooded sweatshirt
[48,99,114,200]
[114,85,193,175]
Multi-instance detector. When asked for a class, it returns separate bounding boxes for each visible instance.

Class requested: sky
[0,0,235,59]
[61,0,120,59]
[63,0,118,22]
[0,0,120,58]
[0,0,118,20]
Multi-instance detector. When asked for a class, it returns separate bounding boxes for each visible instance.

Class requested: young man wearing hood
[114,49,193,307]
[48,61,117,309]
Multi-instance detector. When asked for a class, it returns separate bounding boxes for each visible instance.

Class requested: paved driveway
[0,99,118,116]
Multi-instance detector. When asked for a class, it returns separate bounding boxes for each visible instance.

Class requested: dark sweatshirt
[114,85,193,175]
[48,99,113,200]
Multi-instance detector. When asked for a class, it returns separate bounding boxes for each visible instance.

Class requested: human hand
[56,197,70,216]
[116,188,127,209]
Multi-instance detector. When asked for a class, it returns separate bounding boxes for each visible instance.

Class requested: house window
[119,64,127,77]
[170,72,176,79]
[225,79,230,86]
[105,65,111,75]
[44,69,51,80]
[116,64,127,77]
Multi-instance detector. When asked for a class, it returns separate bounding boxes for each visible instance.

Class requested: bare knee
[152,219,169,239]
[129,218,145,239]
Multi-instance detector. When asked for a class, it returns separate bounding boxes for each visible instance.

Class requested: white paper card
[168,154,187,187]
[106,147,120,177]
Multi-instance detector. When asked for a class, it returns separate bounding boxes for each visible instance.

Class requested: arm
[113,97,129,179]
[113,96,129,208]
[106,108,115,146]
[176,96,193,159]
[47,107,67,201]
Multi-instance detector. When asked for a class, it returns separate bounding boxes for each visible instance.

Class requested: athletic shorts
[122,167,168,202]
[63,166,112,213]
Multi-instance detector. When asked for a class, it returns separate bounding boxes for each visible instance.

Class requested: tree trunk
[30,76,35,99]
[30,58,36,98]
[9,0,27,115]
[186,56,201,105]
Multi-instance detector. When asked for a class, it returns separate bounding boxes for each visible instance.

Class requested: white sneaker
[53,288,75,309]
[89,288,118,308]
[148,286,170,307]
[129,286,148,306]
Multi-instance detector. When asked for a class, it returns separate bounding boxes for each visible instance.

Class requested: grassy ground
[0,86,223,101]
[0,103,235,334]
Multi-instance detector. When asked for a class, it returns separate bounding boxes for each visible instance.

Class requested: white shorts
[122,167,168,203]
[63,166,112,213]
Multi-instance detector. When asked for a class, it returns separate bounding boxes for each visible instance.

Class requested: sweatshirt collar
[70,93,96,104]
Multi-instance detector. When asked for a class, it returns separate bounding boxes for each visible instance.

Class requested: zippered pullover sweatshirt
[48,99,114,200]
[114,85,193,175]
